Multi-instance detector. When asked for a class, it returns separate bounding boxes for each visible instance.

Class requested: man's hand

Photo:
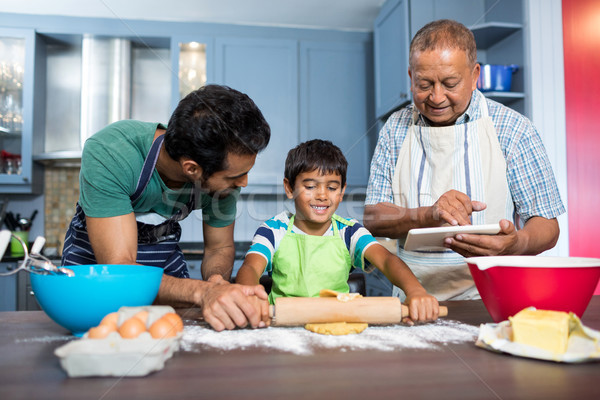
[431,190,486,226]
[445,216,560,258]
[444,219,518,257]
[198,276,270,331]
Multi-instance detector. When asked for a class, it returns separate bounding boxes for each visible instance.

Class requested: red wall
[562,0,600,294]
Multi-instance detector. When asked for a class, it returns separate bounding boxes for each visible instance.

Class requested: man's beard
[195,181,234,199]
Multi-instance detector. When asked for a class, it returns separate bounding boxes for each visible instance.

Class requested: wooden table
[1,298,599,400]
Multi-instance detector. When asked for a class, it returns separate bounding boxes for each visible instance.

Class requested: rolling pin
[268,297,448,326]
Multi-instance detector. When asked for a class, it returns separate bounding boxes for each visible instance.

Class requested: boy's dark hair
[284,139,348,189]
[164,84,271,179]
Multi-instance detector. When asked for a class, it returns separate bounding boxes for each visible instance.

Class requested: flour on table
[16,335,73,344]
[181,319,478,356]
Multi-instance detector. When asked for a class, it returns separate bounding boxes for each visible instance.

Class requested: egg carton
[54,306,181,377]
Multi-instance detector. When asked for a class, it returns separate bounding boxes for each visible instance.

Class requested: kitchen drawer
[0,262,18,311]
[17,269,42,311]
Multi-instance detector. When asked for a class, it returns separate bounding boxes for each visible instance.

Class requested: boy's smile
[284,169,346,236]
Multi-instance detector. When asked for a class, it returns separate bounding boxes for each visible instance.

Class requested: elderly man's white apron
[391,94,514,300]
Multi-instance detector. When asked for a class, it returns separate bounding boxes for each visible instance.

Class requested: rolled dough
[305,322,368,335]
[304,290,368,335]
[318,289,363,302]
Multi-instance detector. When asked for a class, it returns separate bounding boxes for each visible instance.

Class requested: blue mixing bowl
[31,264,163,336]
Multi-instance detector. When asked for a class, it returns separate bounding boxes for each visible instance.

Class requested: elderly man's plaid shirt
[365,90,565,223]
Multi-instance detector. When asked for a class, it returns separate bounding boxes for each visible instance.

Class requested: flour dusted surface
[181,319,478,356]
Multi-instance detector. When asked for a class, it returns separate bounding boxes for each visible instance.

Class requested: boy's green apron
[269,214,352,304]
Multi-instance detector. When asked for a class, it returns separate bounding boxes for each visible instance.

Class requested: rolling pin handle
[401,303,448,318]
[401,304,409,317]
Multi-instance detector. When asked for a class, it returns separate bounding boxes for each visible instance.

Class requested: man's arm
[157,274,269,331]
[363,190,487,238]
[201,221,236,281]
[86,213,139,264]
[86,213,268,330]
[363,202,430,238]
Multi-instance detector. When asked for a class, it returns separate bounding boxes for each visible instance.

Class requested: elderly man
[364,19,565,300]
[62,85,272,331]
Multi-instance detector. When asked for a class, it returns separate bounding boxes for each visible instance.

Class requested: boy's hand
[246,295,271,328]
[403,291,440,324]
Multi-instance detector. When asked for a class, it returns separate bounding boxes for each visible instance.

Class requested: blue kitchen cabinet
[373,0,410,119]
[469,0,525,113]
[375,0,485,119]
[470,21,525,109]
[375,0,526,116]
[0,28,43,193]
[214,37,299,187]
[213,37,373,188]
[300,41,372,187]
[0,262,17,311]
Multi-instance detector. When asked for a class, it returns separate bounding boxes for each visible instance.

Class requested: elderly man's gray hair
[409,19,477,68]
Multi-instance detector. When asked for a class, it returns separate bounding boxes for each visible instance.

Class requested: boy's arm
[234,253,271,327]
[363,244,439,322]
[235,253,268,286]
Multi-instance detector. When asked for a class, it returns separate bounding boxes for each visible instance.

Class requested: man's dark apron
[62,135,193,278]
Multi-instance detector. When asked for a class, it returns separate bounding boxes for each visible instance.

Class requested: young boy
[236,140,439,322]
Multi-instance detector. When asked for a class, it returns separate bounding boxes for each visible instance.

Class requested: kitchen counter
[1,298,599,399]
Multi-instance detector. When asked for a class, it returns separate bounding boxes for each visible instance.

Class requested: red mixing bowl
[466,256,600,322]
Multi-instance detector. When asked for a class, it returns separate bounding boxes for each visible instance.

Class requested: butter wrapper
[476,312,600,363]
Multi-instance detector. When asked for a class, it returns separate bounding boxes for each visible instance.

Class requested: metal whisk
[0,230,74,277]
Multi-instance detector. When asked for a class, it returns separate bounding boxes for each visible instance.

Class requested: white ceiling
[0,0,386,31]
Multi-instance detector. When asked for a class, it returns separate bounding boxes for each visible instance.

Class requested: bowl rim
[465,256,600,271]
[30,264,164,279]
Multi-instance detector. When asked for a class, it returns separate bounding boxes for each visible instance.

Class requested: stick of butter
[509,308,570,354]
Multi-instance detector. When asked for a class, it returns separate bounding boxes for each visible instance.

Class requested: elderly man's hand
[444,219,519,257]
[431,190,487,226]
[198,278,270,331]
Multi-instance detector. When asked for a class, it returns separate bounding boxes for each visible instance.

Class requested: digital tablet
[404,223,501,251]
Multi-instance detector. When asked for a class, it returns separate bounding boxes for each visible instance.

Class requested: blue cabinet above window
[373,0,410,119]
[215,37,299,187]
